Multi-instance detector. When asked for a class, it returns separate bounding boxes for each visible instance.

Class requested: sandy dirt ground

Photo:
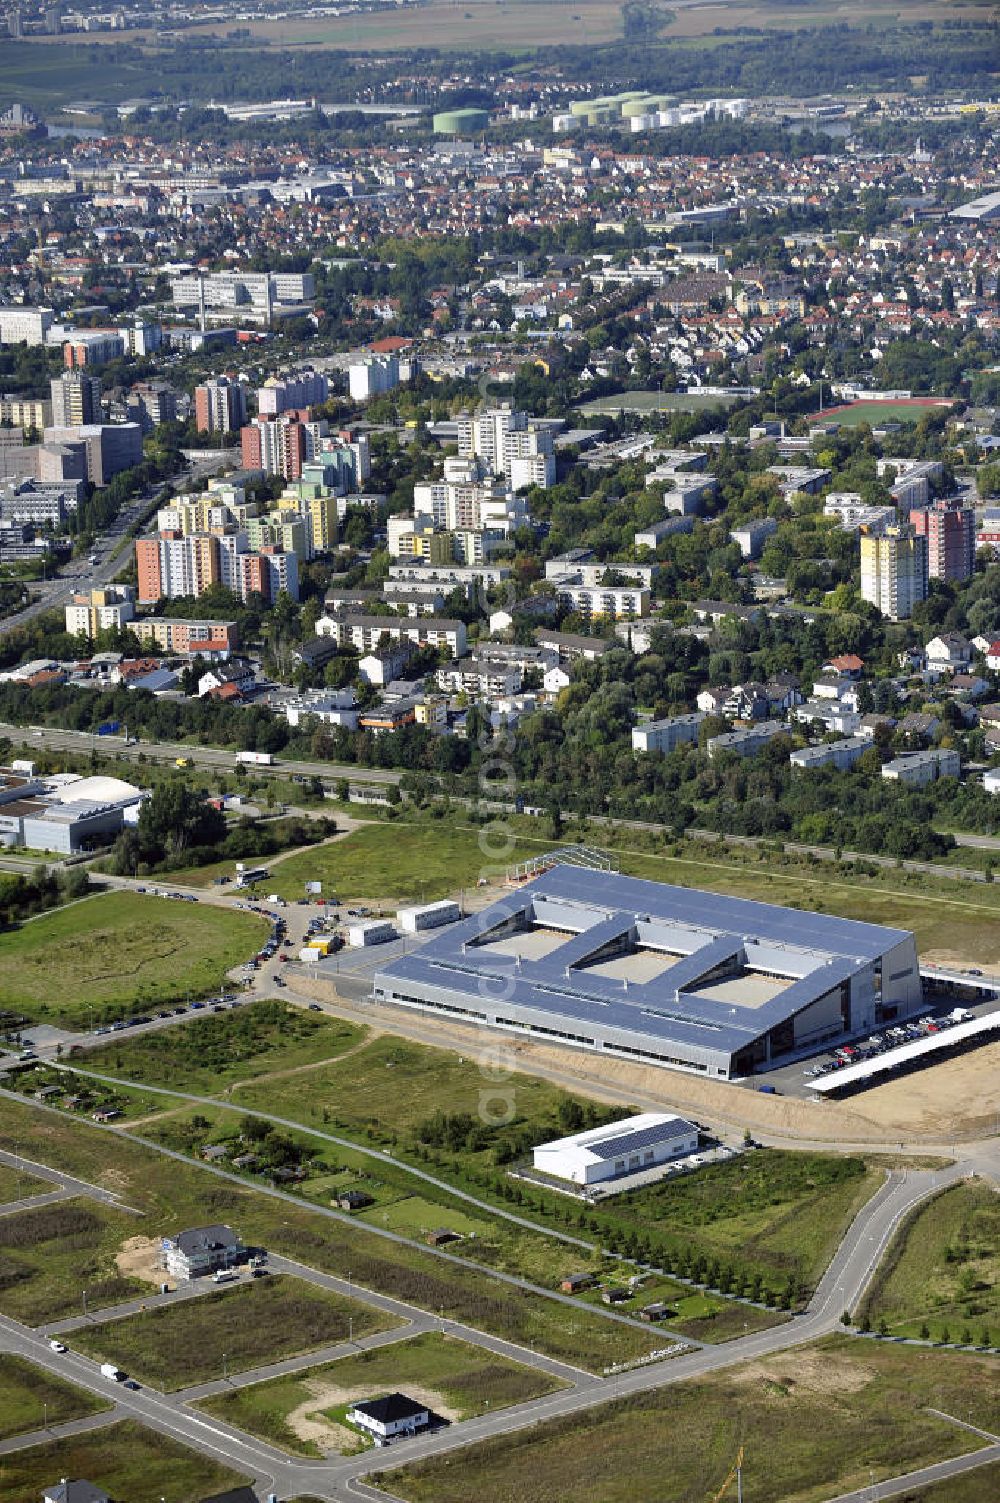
[835,1043,1000,1141]
[286,1377,460,1456]
[923,948,1000,978]
[730,1346,875,1398]
[116,1234,168,1288]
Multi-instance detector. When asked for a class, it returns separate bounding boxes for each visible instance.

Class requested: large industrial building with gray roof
[374,866,923,1079]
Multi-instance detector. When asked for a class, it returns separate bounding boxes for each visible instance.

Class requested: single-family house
[42,1484,109,1503]
[925,633,971,670]
[347,1393,431,1442]
[163,1223,246,1281]
[336,1189,374,1212]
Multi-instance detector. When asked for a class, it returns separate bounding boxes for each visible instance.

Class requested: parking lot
[755,1000,998,1100]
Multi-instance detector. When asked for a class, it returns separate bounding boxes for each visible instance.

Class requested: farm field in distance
[0,1354,112,1441]
[0,1418,246,1503]
[860,1182,1000,1344]
[0,890,268,1023]
[197,1330,570,1457]
[377,1338,1000,1503]
[70,1273,402,1390]
[97,0,981,53]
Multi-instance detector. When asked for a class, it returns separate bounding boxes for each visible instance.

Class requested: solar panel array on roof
[375,866,922,1079]
[584,1120,692,1160]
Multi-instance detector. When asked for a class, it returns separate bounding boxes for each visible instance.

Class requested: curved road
[0,1086,994,1501]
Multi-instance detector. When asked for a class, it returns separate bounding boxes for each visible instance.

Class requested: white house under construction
[373,865,923,1079]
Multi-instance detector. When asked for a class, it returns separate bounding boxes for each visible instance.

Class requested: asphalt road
[0,720,402,786]
[0,1093,991,1502]
[0,455,227,640]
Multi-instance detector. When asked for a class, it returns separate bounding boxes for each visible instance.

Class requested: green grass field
[861,1183,1000,1344]
[378,1337,1000,1503]
[900,1464,1000,1501]
[198,1331,569,1457]
[156,1029,878,1302]
[0,1353,111,1441]
[578,389,742,416]
[269,820,549,903]
[588,1151,883,1300]
[0,1096,665,1371]
[0,42,146,109]
[80,999,364,1095]
[0,1198,145,1324]
[0,1162,48,1203]
[277,814,1000,965]
[71,1273,400,1390]
[814,399,954,427]
[0,1418,246,1503]
[0,891,268,1023]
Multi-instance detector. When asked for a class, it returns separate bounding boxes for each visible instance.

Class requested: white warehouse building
[397,899,461,934]
[533,1112,699,1186]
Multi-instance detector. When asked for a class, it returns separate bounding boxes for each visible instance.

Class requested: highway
[0,723,997,890]
[0,721,403,786]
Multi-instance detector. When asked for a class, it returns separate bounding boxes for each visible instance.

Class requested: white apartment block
[389,561,510,590]
[171,270,314,325]
[881,749,960,787]
[707,721,786,760]
[457,407,555,486]
[349,355,399,402]
[823,493,896,534]
[632,713,704,754]
[437,658,522,698]
[544,558,655,590]
[555,582,650,620]
[319,614,467,659]
[257,371,328,415]
[0,306,53,346]
[860,525,928,622]
[413,477,529,535]
[65,585,135,636]
[789,735,873,772]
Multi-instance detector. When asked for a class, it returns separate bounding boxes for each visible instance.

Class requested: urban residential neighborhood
[0,4,999,1502]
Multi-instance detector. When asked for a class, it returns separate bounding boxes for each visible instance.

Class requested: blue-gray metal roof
[376,867,913,1055]
[577,1121,693,1160]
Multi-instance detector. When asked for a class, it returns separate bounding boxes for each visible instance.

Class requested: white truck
[212,1268,238,1284]
[100,1363,126,1381]
[235,751,274,766]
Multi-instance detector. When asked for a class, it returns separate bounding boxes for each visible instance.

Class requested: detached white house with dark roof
[347,1393,430,1443]
[162,1223,245,1281]
[533,1112,698,1186]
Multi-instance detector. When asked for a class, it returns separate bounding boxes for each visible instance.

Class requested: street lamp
[222,1351,228,1382]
